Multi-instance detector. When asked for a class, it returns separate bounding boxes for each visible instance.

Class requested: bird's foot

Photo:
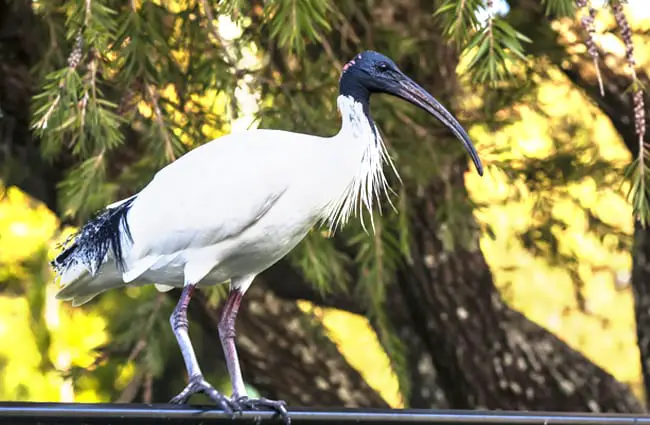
[170,374,233,414]
[232,396,290,424]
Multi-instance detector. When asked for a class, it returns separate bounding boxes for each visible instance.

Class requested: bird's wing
[124,131,309,266]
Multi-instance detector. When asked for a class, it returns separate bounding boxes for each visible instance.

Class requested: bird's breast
[211,198,319,279]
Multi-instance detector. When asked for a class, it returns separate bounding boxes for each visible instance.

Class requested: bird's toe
[232,396,290,424]
[170,375,233,414]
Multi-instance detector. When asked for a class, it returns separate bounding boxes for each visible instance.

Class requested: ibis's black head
[339,51,483,176]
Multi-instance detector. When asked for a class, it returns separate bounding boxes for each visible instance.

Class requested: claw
[231,396,290,424]
[170,374,233,414]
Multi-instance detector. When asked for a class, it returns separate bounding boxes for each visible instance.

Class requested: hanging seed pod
[575,0,604,95]
[67,31,84,69]
[612,0,646,156]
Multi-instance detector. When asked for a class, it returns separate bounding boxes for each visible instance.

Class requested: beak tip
[470,153,483,176]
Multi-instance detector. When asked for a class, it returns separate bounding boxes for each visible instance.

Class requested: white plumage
[54,95,391,304]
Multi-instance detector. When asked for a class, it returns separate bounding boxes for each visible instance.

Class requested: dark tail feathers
[52,197,136,276]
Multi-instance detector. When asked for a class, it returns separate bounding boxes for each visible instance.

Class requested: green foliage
[266,0,335,54]
[435,0,532,85]
[625,158,650,228]
[58,154,109,219]
[622,74,648,227]
[31,0,240,219]
[541,0,576,17]
[435,0,483,44]
[31,0,123,217]
[463,18,531,84]
[289,231,351,296]
[434,0,577,85]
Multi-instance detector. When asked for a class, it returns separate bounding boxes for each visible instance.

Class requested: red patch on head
[339,59,356,81]
[342,60,355,71]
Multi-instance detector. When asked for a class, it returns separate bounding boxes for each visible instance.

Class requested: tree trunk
[398,177,642,411]
[632,223,650,407]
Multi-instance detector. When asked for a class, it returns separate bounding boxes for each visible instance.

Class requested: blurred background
[0,0,649,414]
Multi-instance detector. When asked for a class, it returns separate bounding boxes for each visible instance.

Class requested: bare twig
[84,0,91,26]
[116,371,144,403]
[143,373,153,403]
[116,79,142,116]
[34,94,61,130]
[146,84,176,162]
[128,293,165,364]
[78,50,97,131]
[454,0,468,37]
[114,294,165,404]
[199,0,236,67]
[198,0,245,124]
[321,38,342,70]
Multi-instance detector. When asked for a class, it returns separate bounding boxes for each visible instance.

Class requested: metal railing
[1,403,649,424]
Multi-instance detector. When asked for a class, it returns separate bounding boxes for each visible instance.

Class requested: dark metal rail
[1,403,650,425]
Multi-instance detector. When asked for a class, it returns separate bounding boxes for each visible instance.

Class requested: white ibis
[51,51,483,422]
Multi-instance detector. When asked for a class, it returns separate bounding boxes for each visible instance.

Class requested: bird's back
[53,128,332,304]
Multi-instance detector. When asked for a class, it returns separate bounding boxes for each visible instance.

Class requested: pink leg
[217,288,246,398]
[217,286,290,424]
[169,284,231,412]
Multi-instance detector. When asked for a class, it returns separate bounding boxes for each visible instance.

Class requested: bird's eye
[376,62,389,72]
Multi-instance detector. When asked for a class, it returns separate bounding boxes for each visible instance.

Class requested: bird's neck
[320,95,399,233]
[336,95,375,141]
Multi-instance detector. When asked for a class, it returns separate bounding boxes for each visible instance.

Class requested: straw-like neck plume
[323,95,399,233]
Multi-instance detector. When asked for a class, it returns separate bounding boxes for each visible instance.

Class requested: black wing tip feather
[52,197,136,275]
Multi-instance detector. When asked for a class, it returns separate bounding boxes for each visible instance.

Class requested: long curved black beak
[393,77,483,176]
